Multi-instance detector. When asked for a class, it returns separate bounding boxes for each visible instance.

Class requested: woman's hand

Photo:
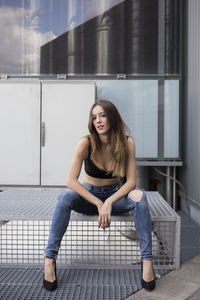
[97,199,112,229]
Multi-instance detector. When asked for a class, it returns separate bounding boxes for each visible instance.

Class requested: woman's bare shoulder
[127,136,135,155]
[75,135,90,159]
[79,135,90,145]
[127,136,135,145]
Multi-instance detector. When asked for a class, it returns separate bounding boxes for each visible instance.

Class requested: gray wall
[180,0,200,224]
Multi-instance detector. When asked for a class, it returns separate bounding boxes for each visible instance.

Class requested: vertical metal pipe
[95,0,124,74]
[125,0,158,74]
[158,79,165,159]
[158,0,165,75]
[165,0,180,74]
[166,166,172,206]
[67,0,84,74]
[173,166,176,210]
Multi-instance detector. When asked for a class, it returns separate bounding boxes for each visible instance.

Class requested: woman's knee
[128,189,144,202]
[58,188,79,209]
[128,190,150,215]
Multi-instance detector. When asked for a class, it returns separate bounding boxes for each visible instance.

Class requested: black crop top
[84,142,116,179]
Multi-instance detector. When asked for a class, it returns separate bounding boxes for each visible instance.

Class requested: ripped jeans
[45,181,152,260]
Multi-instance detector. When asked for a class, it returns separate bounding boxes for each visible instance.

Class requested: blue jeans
[45,182,152,260]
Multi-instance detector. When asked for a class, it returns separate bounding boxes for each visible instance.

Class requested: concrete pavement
[125,255,200,300]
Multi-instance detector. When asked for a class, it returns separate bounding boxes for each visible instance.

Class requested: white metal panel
[0,81,40,185]
[41,81,95,186]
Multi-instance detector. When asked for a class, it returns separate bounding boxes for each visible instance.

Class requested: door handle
[41,122,45,147]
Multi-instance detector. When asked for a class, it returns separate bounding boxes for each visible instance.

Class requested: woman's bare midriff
[83,174,120,186]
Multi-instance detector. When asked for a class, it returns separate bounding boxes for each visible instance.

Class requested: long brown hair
[88,100,130,177]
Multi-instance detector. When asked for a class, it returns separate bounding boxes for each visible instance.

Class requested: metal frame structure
[0,189,180,269]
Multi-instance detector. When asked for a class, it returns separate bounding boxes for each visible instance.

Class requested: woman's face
[92,105,110,135]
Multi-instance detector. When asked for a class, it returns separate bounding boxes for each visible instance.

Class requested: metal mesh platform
[0,267,168,300]
[0,188,64,220]
[0,268,140,300]
[0,189,180,269]
[0,188,179,221]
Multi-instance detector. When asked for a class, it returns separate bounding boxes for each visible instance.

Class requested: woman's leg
[44,187,97,284]
[44,188,81,283]
[45,189,81,259]
[128,190,152,260]
[127,190,154,282]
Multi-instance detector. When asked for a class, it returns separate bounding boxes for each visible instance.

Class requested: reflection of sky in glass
[0,0,22,8]
[0,0,125,35]
[0,0,125,74]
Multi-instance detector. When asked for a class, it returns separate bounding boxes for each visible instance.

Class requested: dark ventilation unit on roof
[40,0,181,76]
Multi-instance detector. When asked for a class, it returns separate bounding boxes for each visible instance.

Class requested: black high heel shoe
[43,258,57,291]
[141,260,155,291]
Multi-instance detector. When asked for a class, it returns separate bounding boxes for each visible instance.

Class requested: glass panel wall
[164,80,179,158]
[0,0,181,76]
[96,80,158,158]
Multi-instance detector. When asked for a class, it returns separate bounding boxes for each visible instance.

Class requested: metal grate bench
[0,189,180,269]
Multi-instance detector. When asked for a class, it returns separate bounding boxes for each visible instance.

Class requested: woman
[43,99,155,292]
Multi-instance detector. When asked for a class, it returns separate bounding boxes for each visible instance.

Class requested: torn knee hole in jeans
[128,190,143,202]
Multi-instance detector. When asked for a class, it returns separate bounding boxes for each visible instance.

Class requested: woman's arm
[106,136,136,204]
[98,137,136,228]
[66,137,103,208]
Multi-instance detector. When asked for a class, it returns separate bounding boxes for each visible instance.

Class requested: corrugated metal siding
[181,0,200,208]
